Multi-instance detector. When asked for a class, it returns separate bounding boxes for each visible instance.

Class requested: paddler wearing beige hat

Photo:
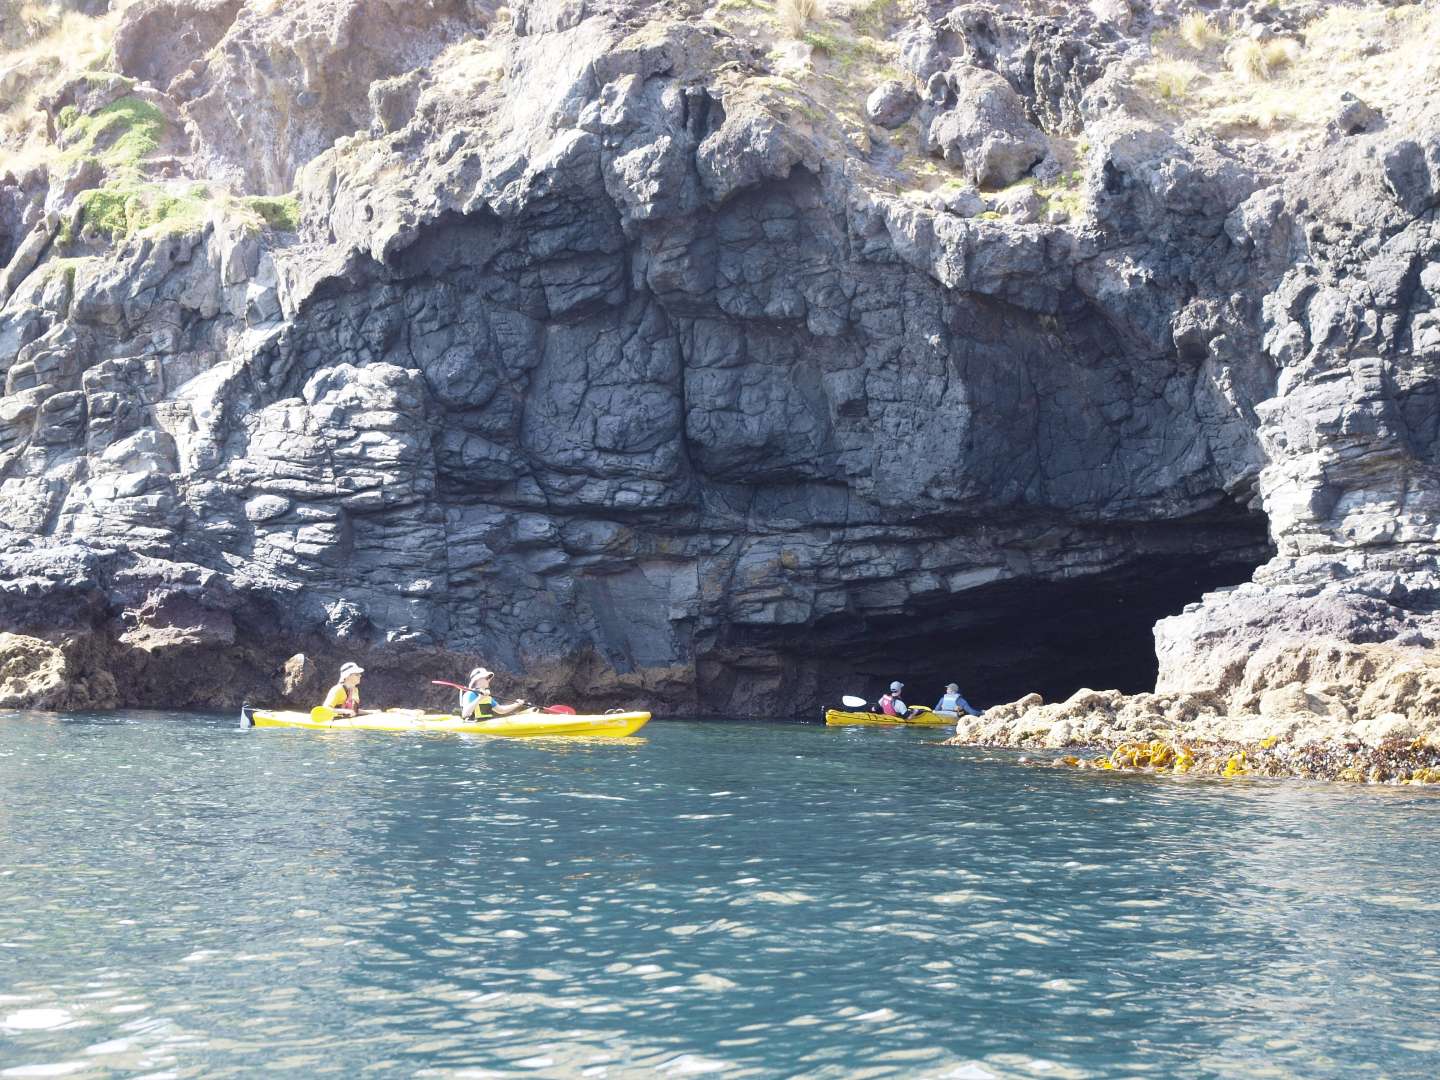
[458,667,529,722]
[321,661,366,717]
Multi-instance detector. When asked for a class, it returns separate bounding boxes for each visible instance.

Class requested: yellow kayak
[824,707,953,728]
[241,706,651,738]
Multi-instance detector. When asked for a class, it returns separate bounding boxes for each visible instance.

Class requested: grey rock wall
[0,0,1436,716]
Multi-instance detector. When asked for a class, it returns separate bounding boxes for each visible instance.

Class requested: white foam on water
[2,1009,72,1031]
[734,890,815,906]
[689,974,737,992]
[658,1054,730,1074]
[513,1056,554,1069]
[1,1064,88,1078]
[853,1008,896,1022]
[559,793,626,801]
[936,1066,997,1080]
[930,891,979,904]
[83,1038,133,1055]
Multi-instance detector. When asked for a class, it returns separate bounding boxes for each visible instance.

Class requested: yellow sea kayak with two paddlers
[824,707,952,728]
[241,705,651,738]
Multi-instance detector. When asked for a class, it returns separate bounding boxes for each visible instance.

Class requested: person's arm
[492,699,529,716]
[958,695,982,717]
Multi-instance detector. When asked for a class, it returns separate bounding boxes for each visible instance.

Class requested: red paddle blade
[543,704,577,714]
[432,680,468,691]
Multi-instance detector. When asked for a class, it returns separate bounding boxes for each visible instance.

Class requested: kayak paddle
[840,695,867,708]
[432,680,576,714]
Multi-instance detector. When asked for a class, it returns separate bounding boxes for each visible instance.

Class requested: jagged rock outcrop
[925,63,1049,187]
[1,0,1437,730]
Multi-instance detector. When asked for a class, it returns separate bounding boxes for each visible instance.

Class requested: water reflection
[0,714,1436,1078]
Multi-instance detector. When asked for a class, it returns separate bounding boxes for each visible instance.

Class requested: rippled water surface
[2,713,1438,1078]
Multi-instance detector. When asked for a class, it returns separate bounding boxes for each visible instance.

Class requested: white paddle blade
[840,695,867,708]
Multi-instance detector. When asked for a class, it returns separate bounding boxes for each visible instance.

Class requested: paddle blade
[432,679,468,691]
[543,704,577,714]
[310,705,339,724]
[840,695,867,708]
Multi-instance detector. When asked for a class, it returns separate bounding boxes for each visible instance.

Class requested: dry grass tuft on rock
[1263,37,1301,72]
[1226,38,1270,83]
[1151,58,1202,101]
[777,0,825,39]
[1225,36,1299,84]
[0,4,130,152]
[1178,12,1224,52]
[1134,2,1438,148]
[18,2,60,40]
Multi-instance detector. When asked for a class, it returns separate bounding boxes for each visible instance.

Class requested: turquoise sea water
[1,712,1437,1079]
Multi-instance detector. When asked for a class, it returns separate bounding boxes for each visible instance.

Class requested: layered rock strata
[0,0,1437,735]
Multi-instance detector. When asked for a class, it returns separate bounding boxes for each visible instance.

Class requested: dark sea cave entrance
[788,514,1275,712]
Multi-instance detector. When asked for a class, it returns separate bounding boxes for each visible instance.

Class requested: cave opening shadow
[823,546,1272,712]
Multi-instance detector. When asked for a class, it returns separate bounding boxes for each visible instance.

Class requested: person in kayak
[459,667,528,722]
[878,681,918,718]
[322,662,365,717]
[934,682,983,718]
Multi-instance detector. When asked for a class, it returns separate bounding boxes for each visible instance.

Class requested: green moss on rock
[61,96,165,169]
[239,194,301,232]
[75,180,211,241]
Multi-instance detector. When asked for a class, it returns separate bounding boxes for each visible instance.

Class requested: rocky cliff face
[0,0,1436,722]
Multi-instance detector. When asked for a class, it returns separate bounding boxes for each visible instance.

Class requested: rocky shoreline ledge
[945,638,1440,784]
